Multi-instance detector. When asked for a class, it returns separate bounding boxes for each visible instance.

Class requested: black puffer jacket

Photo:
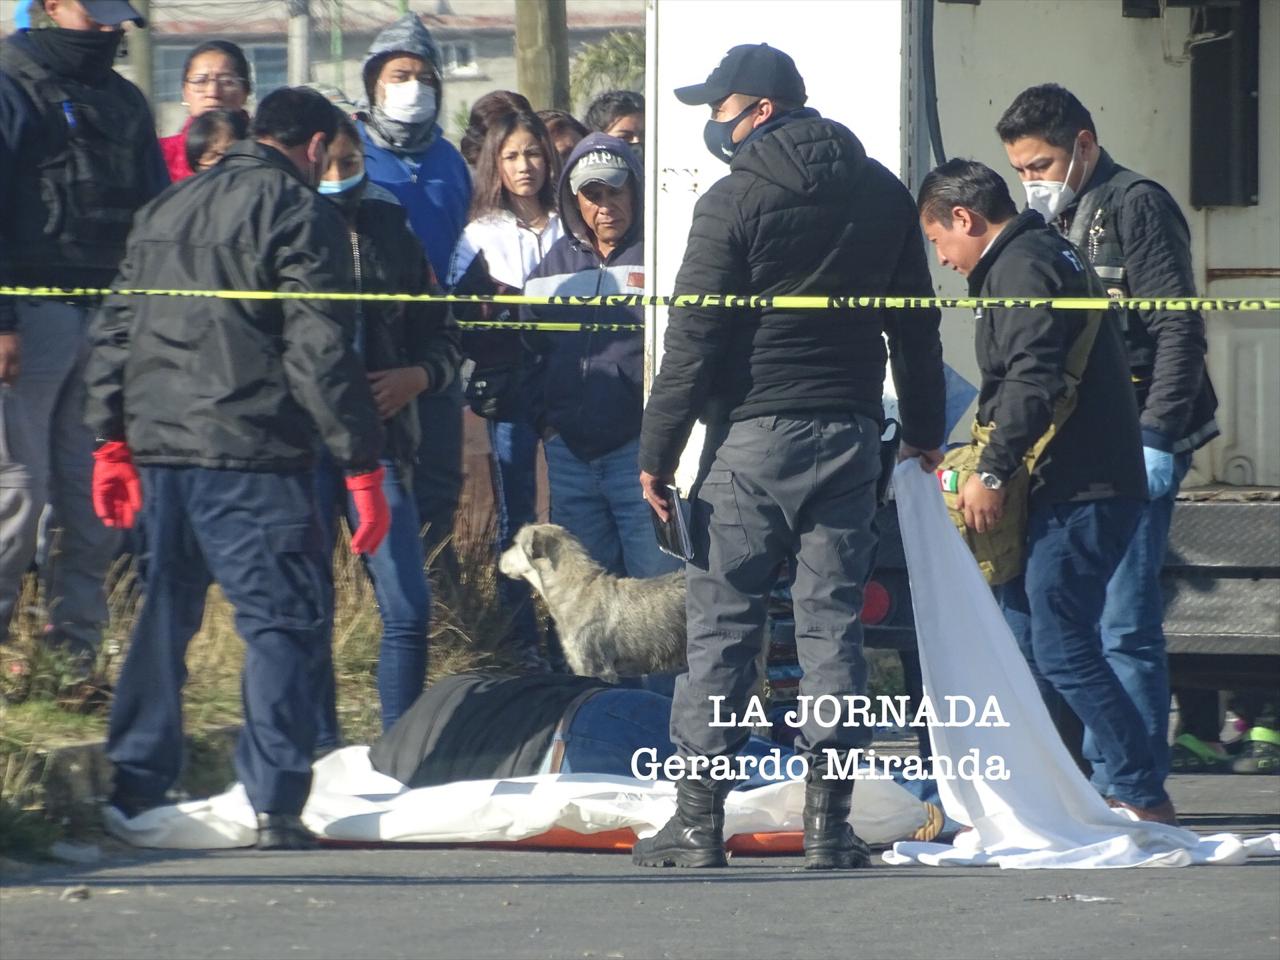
[85,141,384,473]
[972,210,1145,505]
[639,110,945,477]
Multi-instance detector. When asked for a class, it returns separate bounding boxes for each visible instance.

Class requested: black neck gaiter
[27,27,123,84]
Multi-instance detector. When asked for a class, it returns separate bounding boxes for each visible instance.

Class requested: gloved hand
[1143,445,1175,499]
[345,466,390,555]
[91,441,143,529]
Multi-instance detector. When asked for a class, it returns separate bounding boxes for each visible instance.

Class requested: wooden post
[515,0,570,111]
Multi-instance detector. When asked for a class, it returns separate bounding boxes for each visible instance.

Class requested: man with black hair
[583,89,644,163]
[0,0,168,670]
[996,83,1218,796]
[918,158,1174,825]
[635,44,945,870]
[85,86,390,851]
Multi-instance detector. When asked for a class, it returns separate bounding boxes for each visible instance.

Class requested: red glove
[91,441,143,529]
[345,466,390,556]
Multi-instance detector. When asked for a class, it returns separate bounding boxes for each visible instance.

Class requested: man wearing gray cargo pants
[0,0,168,663]
[634,43,946,870]
[0,300,119,661]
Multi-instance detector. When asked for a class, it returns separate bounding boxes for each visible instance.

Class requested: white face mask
[379,79,438,125]
[1023,140,1088,221]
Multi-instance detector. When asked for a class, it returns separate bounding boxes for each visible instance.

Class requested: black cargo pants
[670,414,881,762]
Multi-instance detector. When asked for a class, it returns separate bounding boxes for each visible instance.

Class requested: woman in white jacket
[448,108,563,671]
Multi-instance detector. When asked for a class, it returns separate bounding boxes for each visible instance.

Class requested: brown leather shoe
[1111,798,1180,826]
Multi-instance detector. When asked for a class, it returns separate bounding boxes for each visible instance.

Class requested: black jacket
[0,30,169,331]
[85,141,384,473]
[971,210,1145,505]
[1056,149,1217,453]
[639,110,944,477]
[346,185,461,468]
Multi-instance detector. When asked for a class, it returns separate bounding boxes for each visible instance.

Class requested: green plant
[570,30,645,110]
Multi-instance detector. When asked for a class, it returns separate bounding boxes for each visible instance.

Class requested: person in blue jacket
[355,13,471,581]
[521,134,680,581]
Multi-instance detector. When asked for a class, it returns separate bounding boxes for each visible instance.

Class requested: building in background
[137,0,642,137]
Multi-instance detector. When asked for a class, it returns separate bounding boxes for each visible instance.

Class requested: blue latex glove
[1143,446,1175,499]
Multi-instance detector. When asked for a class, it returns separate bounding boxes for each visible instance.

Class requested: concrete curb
[32,725,241,826]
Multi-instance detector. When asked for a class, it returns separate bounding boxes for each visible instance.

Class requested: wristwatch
[978,471,1004,491]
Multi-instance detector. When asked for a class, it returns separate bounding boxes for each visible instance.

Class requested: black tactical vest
[1,40,157,288]
[1066,167,1164,371]
[1064,165,1218,452]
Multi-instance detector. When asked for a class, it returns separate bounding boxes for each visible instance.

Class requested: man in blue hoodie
[522,135,679,580]
[356,13,469,578]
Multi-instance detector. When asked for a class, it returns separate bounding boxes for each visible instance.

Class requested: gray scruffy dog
[499,523,687,682]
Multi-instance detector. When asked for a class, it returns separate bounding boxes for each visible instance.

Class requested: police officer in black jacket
[997,84,1218,795]
[0,0,168,664]
[919,159,1174,825]
[85,88,389,850]
[635,44,946,870]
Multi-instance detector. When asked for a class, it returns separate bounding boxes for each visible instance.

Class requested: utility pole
[515,0,570,111]
[331,0,344,88]
[287,0,312,87]
[128,0,152,100]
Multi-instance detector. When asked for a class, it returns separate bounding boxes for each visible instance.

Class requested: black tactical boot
[803,760,871,870]
[632,777,730,868]
[256,813,318,851]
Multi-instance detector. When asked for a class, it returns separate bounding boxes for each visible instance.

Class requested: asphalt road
[2,774,1277,960]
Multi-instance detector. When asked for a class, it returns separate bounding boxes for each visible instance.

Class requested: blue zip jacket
[359,121,471,278]
[521,134,645,462]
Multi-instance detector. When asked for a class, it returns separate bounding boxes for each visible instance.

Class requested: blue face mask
[318,170,365,195]
[703,100,760,164]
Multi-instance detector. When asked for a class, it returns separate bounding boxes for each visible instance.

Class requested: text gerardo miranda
[630,694,1012,783]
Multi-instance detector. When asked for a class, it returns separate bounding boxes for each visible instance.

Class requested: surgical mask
[703,100,759,164]
[319,172,367,217]
[1023,140,1089,221]
[379,79,438,126]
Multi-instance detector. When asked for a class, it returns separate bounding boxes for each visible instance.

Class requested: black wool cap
[674,43,807,106]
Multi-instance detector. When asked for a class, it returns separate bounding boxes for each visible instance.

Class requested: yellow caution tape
[1,285,1276,316]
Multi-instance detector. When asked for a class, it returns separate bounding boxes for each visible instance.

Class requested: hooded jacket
[520,134,646,461]
[356,13,470,273]
[84,140,384,473]
[970,209,1146,505]
[638,110,945,477]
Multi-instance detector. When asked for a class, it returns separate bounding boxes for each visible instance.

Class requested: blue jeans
[998,497,1168,808]
[314,457,431,743]
[108,467,327,815]
[1088,451,1191,791]
[488,419,542,657]
[544,435,681,578]
[559,689,789,790]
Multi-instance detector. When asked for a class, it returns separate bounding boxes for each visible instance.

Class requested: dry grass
[0,511,528,850]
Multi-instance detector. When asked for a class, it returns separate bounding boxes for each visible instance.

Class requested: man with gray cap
[635,43,946,870]
[521,133,679,580]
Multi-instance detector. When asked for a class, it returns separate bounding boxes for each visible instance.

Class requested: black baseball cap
[79,1,147,27]
[674,43,806,106]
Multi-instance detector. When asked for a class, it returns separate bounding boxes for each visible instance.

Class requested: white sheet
[882,461,1280,869]
[103,747,926,852]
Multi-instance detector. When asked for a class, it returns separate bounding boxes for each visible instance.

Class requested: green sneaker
[1170,733,1232,773]
[1231,727,1280,775]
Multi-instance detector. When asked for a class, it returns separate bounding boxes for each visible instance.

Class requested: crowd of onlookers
[1,3,670,845]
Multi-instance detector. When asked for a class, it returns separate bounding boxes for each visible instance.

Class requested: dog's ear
[528,528,561,564]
